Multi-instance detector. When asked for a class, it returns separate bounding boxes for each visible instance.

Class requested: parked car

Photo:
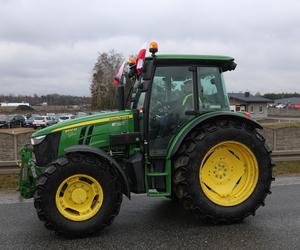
[42,116,57,126]
[7,114,25,128]
[46,113,57,122]
[0,114,9,128]
[32,116,47,129]
[58,114,75,123]
[275,103,286,109]
[24,116,34,127]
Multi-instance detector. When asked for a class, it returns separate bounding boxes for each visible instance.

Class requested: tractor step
[146,172,168,177]
[147,191,171,197]
[146,171,170,196]
[145,159,171,197]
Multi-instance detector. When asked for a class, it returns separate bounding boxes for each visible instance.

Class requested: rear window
[35,117,44,120]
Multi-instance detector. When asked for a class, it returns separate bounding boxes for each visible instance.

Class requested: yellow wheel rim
[55,174,104,221]
[199,141,259,206]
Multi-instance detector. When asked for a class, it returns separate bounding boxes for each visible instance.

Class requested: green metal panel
[56,111,135,157]
[32,110,134,137]
[58,128,82,156]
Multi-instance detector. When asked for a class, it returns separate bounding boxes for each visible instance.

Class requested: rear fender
[166,111,262,159]
[64,145,130,199]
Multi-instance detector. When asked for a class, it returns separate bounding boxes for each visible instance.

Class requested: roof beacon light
[149,41,158,56]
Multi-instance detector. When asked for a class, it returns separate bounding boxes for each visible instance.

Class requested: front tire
[173,119,274,223]
[34,154,122,237]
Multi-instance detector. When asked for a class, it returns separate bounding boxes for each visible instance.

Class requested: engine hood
[32,110,133,137]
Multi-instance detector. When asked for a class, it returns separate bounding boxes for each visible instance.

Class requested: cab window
[197,67,230,111]
[148,66,193,156]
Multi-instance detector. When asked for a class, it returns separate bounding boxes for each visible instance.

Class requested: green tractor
[19,42,274,236]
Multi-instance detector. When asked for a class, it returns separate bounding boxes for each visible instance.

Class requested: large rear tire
[173,119,274,223]
[34,153,122,237]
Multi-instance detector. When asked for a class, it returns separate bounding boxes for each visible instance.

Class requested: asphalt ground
[0,176,299,250]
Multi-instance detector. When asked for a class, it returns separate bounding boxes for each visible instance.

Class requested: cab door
[147,65,195,156]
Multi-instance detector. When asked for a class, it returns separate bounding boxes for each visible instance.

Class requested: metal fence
[1,150,300,175]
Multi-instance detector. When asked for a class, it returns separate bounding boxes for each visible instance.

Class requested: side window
[148,66,193,156]
[197,67,229,111]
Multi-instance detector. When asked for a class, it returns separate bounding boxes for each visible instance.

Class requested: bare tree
[90,50,124,110]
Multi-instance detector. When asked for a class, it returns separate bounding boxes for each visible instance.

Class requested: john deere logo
[65,128,78,135]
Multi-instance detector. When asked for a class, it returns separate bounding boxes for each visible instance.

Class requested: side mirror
[142,61,153,80]
[222,61,237,72]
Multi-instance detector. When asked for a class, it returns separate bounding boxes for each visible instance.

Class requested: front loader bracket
[18,145,42,199]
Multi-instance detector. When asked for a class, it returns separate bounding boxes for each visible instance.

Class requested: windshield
[35,117,44,120]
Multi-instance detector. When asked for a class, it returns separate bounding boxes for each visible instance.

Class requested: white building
[228,92,272,119]
[0,102,30,107]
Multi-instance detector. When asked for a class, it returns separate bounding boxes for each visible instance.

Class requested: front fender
[64,145,130,199]
[166,111,262,159]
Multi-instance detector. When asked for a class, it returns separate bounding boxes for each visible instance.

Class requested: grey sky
[0,0,299,96]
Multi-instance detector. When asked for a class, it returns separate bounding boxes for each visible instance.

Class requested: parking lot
[0,112,90,129]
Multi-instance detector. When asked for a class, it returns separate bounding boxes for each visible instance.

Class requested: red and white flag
[136,42,147,75]
[113,60,126,87]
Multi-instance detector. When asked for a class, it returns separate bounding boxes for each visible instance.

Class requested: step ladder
[145,161,171,197]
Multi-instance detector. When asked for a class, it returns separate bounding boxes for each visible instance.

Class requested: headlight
[31,135,46,145]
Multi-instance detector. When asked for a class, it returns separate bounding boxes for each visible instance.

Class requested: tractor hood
[32,110,133,137]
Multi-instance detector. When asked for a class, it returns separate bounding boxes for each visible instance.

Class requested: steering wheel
[151,100,172,118]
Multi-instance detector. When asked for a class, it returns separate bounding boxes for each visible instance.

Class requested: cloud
[0,0,299,95]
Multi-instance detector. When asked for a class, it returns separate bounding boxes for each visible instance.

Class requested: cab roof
[153,54,234,61]
[146,54,236,72]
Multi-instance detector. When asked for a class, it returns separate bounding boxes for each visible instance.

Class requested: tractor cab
[123,44,238,195]
[132,54,235,156]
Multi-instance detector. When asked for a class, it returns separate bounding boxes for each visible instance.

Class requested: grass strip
[273,161,300,175]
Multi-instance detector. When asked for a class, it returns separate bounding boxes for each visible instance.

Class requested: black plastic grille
[33,132,61,166]
[85,125,94,145]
